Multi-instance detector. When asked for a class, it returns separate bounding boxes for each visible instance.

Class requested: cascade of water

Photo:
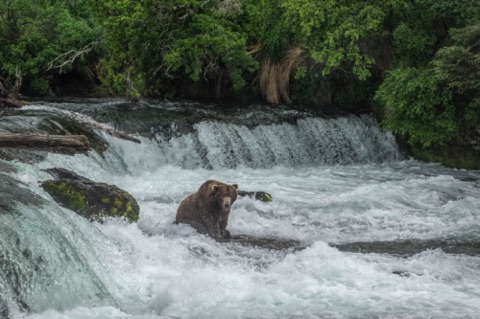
[0,198,116,315]
[151,115,400,170]
[0,162,122,316]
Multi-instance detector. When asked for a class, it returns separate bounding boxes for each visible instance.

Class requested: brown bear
[175,180,238,240]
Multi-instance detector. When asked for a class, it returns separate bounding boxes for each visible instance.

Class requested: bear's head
[203,180,238,214]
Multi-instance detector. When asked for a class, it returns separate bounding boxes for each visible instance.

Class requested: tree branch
[48,41,98,73]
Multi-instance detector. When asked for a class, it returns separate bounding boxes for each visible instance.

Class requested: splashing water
[1,101,480,319]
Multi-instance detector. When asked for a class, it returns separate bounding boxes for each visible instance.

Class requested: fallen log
[0,133,90,155]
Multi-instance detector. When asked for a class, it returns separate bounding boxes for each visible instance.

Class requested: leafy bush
[375,67,456,146]
[432,24,480,128]
[0,0,100,95]
[163,13,257,92]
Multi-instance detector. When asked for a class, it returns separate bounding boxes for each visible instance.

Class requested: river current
[1,100,480,319]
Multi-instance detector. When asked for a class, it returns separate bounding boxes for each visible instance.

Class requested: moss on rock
[41,168,140,222]
[237,190,273,202]
[42,181,87,212]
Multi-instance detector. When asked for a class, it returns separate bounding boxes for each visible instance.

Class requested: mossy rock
[237,190,273,202]
[41,168,139,222]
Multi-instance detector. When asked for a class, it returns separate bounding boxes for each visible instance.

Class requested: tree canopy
[1,0,480,149]
[0,0,100,95]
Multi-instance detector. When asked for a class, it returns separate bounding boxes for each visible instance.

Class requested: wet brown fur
[175,180,238,240]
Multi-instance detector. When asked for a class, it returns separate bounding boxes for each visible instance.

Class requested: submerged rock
[229,235,303,251]
[41,168,139,222]
[238,190,273,202]
[332,239,480,257]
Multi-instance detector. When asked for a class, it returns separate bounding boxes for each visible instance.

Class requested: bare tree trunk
[8,67,22,100]
[0,133,90,155]
[0,66,24,108]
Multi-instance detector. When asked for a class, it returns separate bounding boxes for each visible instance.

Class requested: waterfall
[151,115,400,169]
[0,173,116,315]
[1,102,400,171]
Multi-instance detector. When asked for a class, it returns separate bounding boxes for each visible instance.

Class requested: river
[1,100,480,319]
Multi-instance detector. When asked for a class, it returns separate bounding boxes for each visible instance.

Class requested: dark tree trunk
[0,66,24,108]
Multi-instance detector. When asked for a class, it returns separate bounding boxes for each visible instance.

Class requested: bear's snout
[223,197,232,210]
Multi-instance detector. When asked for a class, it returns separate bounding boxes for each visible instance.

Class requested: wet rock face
[41,168,139,222]
[332,239,480,257]
[0,170,44,212]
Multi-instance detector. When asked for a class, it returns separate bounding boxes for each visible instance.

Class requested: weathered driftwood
[0,133,90,155]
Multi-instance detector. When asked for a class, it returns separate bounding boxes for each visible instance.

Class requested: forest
[1,0,480,154]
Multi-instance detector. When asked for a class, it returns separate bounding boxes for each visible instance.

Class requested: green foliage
[242,0,291,61]
[390,0,480,67]
[374,0,480,149]
[163,12,257,91]
[432,24,480,92]
[375,67,456,146]
[89,0,257,96]
[432,23,480,127]
[279,0,390,80]
[87,0,146,96]
[392,23,435,67]
[0,0,100,95]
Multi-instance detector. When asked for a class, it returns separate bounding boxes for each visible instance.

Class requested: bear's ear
[232,184,238,190]
[211,184,219,192]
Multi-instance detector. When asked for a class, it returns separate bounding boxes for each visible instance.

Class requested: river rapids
[1,100,480,319]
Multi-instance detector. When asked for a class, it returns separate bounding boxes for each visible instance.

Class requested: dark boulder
[41,168,139,222]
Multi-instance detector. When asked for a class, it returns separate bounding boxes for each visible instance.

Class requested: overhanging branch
[48,41,99,73]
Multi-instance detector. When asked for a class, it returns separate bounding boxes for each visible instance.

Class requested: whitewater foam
[2,104,480,318]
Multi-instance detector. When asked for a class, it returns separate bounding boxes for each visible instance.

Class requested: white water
[2,105,480,319]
